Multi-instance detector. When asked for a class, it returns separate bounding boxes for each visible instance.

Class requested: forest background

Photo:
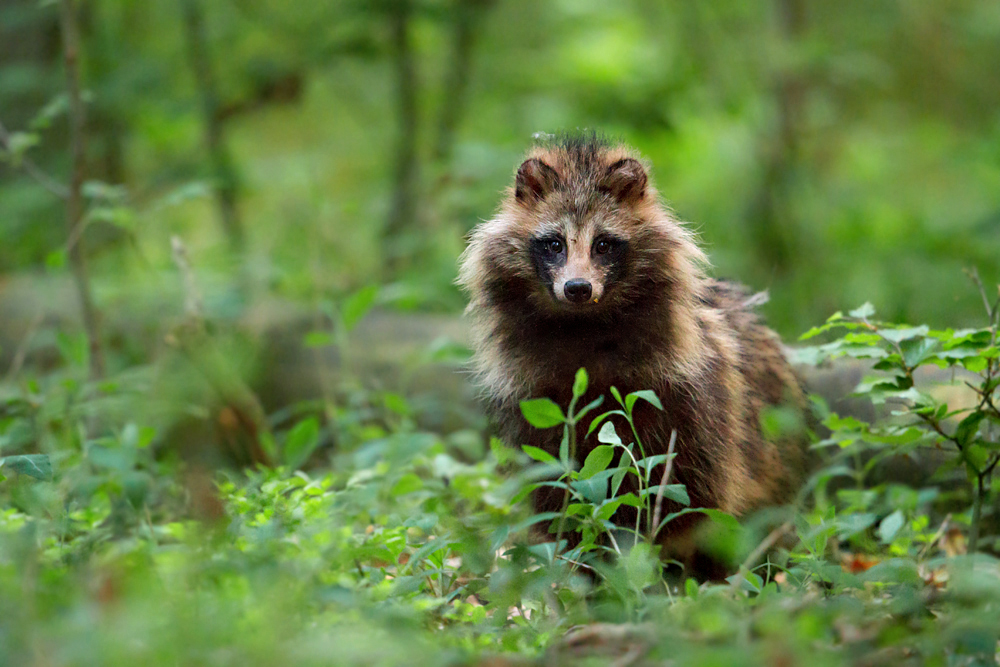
[2,1,1000,665]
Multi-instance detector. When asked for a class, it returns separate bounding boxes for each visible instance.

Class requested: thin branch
[0,118,70,199]
[729,521,794,594]
[556,554,595,572]
[967,267,994,323]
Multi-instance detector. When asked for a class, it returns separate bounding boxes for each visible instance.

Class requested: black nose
[564,279,593,303]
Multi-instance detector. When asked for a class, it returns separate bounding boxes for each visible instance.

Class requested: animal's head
[459,134,706,318]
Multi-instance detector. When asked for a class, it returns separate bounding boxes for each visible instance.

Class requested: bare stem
[60,0,105,381]
[650,430,678,542]
[729,521,794,594]
[552,420,577,561]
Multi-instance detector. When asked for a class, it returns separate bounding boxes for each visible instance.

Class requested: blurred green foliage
[2,0,1000,332]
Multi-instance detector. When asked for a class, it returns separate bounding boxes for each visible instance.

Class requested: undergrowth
[1,278,999,666]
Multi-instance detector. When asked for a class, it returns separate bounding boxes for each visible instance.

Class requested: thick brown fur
[458,134,808,572]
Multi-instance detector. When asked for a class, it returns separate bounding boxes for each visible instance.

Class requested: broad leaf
[0,454,52,481]
[520,398,565,428]
[521,445,558,465]
[642,484,690,506]
[283,417,321,469]
[625,390,663,413]
[597,421,623,446]
[579,445,614,480]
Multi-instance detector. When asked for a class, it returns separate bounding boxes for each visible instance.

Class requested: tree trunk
[60,0,105,380]
[432,0,490,167]
[383,0,420,274]
[180,0,244,252]
[746,0,807,275]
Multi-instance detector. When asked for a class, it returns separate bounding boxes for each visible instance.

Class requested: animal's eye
[546,238,564,255]
[594,237,612,255]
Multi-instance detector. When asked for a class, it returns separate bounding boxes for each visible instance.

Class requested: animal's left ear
[600,158,647,205]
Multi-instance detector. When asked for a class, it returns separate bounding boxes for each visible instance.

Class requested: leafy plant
[798,275,999,555]
[518,368,739,591]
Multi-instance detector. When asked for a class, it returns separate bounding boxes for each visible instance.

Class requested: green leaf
[625,389,663,413]
[405,538,454,573]
[879,326,929,343]
[655,507,739,538]
[597,421,622,446]
[587,410,623,436]
[383,392,410,416]
[572,367,588,400]
[521,445,557,465]
[579,445,614,480]
[642,484,690,506]
[878,510,905,544]
[574,395,605,422]
[611,463,628,498]
[509,512,564,535]
[392,473,423,496]
[490,437,518,466]
[849,303,875,319]
[963,356,989,373]
[955,413,985,447]
[520,398,565,428]
[341,285,379,331]
[900,338,937,367]
[303,330,335,348]
[573,475,610,504]
[45,249,67,269]
[283,417,321,469]
[610,386,624,407]
[635,454,672,475]
[0,454,52,480]
[56,331,88,368]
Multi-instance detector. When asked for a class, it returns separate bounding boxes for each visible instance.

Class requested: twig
[729,520,794,594]
[556,554,595,572]
[967,267,994,324]
[650,429,678,540]
[0,118,69,199]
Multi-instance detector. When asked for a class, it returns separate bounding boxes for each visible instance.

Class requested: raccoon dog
[458,134,808,571]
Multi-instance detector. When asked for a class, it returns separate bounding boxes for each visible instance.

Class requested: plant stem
[60,0,106,382]
[650,430,677,543]
[552,418,576,560]
[970,473,985,555]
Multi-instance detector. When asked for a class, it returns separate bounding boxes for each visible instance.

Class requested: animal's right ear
[515,158,560,205]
